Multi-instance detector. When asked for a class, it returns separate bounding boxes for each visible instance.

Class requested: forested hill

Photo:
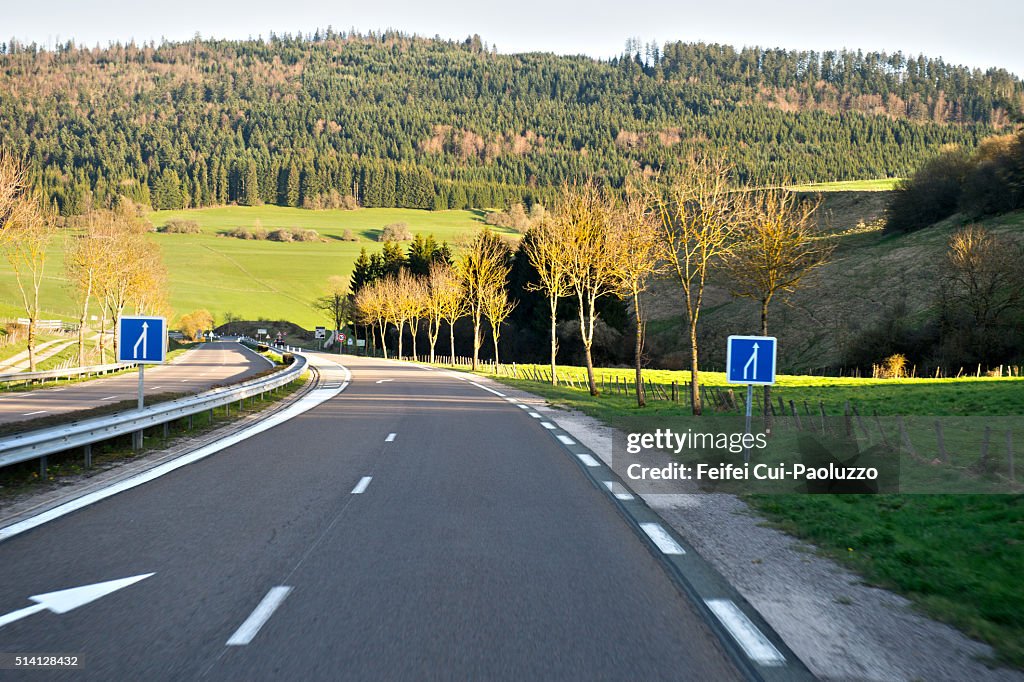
[1,30,1021,215]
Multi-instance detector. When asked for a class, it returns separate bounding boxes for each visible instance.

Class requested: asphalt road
[0,342,272,426]
[0,354,741,681]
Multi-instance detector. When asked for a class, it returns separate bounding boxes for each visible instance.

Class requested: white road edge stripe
[577,453,600,467]
[22,410,47,416]
[556,435,575,445]
[705,598,786,666]
[385,433,396,442]
[226,586,293,646]
[528,412,541,418]
[351,476,373,494]
[0,360,352,543]
[639,522,686,555]
[540,421,556,429]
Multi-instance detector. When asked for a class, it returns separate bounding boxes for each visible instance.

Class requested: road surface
[0,354,741,680]
[0,342,271,426]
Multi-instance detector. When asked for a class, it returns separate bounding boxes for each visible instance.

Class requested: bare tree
[482,285,517,366]
[557,182,622,396]
[65,212,112,366]
[653,154,747,415]
[425,262,461,364]
[457,230,511,370]
[523,219,572,384]
[725,188,833,412]
[355,279,389,359]
[0,149,27,234]
[313,275,353,347]
[614,184,666,407]
[2,195,55,371]
[944,225,1023,329]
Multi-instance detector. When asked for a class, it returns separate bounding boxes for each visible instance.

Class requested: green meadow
[787,178,901,192]
[0,206,511,329]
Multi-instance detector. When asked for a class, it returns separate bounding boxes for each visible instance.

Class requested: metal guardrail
[0,352,307,470]
[0,362,136,388]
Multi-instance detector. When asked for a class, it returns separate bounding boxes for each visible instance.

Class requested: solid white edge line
[226,586,293,646]
[540,422,556,429]
[351,476,372,494]
[385,433,396,442]
[577,453,600,467]
[639,522,686,555]
[0,361,352,543]
[22,410,47,416]
[705,598,786,666]
[557,435,575,445]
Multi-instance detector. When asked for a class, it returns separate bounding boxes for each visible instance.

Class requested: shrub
[875,353,908,379]
[340,229,359,242]
[224,226,267,240]
[292,229,321,242]
[268,229,294,242]
[161,219,201,234]
[378,222,413,242]
[302,190,360,210]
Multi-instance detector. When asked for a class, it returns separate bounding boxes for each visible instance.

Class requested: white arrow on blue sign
[726,335,777,385]
[117,316,167,364]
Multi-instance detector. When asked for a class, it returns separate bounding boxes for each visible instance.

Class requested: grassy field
[0,206,508,330]
[442,361,1024,667]
[787,178,901,191]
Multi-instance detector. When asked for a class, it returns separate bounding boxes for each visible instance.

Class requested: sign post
[315,326,326,351]
[726,335,777,462]
[117,316,168,450]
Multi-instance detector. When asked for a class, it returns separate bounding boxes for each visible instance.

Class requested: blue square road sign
[726,335,777,385]
[117,316,167,364]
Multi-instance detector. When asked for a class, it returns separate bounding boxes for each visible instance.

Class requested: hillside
[642,191,1024,373]
[1,33,1019,215]
[0,207,515,329]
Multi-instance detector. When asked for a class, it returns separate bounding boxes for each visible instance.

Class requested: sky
[6,0,1024,78]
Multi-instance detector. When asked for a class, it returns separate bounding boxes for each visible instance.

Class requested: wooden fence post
[1007,430,1015,482]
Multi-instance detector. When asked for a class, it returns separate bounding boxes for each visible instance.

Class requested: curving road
[0,342,272,426]
[0,354,744,681]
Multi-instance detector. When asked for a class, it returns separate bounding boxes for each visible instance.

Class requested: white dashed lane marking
[351,476,373,494]
[22,410,47,416]
[385,433,396,442]
[226,586,293,646]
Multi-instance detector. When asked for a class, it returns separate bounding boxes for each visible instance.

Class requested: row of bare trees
[525,155,834,413]
[353,232,515,367]
[1,150,168,370]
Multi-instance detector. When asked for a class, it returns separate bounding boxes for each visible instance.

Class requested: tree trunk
[429,320,437,365]
[689,320,702,415]
[579,296,598,396]
[397,320,404,360]
[471,316,481,371]
[410,319,418,360]
[449,320,456,364]
[78,314,88,367]
[634,291,645,408]
[27,319,37,372]
[493,330,500,367]
[379,321,388,359]
[761,297,771,417]
[549,297,558,386]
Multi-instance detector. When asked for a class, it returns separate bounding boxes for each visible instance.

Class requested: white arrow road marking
[0,573,154,630]
[705,598,785,666]
[743,342,759,381]
[226,586,292,646]
[133,322,148,360]
[375,379,393,384]
[351,477,373,494]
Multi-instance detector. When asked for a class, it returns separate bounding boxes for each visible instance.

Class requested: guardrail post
[84,443,92,468]
[39,455,47,479]
[163,421,169,440]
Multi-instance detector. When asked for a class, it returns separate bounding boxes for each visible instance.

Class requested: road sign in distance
[725,335,777,385]
[117,316,167,364]
[315,327,326,339]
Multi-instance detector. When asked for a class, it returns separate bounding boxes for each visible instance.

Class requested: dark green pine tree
[240,158,260,206]
[380,241,407,277]
[350,248,374,293]
[286,164,300,207]
[407,234,441,276]
[151,168,184,210]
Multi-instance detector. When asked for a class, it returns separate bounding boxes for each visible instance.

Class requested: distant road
[0,354,741,680]
[0,342,271,426]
